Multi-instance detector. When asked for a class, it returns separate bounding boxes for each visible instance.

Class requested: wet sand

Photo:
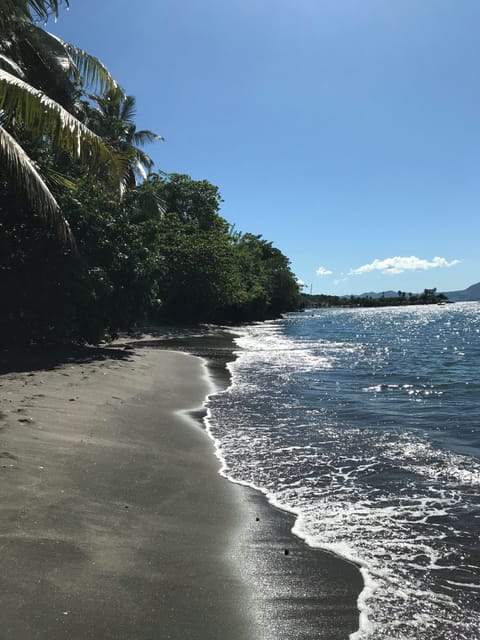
[0,343,361,639]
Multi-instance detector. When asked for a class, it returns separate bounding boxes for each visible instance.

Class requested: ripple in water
[205,303,480,639]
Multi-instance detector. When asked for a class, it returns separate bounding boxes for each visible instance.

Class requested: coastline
[0,336,362,639]
[182,330,364,640]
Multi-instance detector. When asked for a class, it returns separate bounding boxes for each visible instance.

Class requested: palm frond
[23,28,120,105]
[119,93,136,122]
[19,25,78,109]
[133,183,165,219]
[53,35,121,96]
[0,1,30,30]
[132,129,164,145]
[0,1,68,27]
[134,147,155,171]
[0,53,25,77]
[0,68,121,173]
[46,167,77,190]
[85,90,161,188]
[134,158,148,182]
[28,1,68,22]
[0,123,73,243]
[90,86,127,120]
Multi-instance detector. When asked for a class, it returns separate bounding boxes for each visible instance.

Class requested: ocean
[205,302,480,640]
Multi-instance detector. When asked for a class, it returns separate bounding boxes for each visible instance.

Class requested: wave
[204,306,480,639]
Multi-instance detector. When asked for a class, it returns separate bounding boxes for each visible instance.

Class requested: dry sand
[0,344,361,639]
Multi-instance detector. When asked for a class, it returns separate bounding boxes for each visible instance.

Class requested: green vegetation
[0,0,121,243]
[301,289,449,309]
[0,2,300,345]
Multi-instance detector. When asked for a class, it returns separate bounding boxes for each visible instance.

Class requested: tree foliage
[0,2,301,345]
[86,88,163,189]
[301,289,449,310]
[143,173,301,324]
[0,0,121,242]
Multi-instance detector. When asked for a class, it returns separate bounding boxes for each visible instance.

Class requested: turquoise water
[206,302,480,639]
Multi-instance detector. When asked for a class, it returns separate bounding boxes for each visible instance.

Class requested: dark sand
[0,343,362,639]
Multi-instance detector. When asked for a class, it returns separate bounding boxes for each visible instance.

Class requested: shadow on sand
[0,345,135,375]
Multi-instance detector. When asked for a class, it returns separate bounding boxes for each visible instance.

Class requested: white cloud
[350,255,460,276]
[296,278,306,288]
[316,265,333,276]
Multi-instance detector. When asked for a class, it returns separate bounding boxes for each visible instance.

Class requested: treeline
[0,2,300,346]
[301,288,449,309]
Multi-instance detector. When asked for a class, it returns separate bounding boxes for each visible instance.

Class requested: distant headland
[301,282,480,309]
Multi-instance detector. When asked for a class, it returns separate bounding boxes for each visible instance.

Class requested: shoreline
[199,338,365,640]
[0,336,362,639]
[134,330,364,639]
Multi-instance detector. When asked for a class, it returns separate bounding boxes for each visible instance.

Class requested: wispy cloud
[316,265,333,276]
[350,256,460,276]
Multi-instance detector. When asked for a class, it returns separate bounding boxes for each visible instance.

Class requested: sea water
[205,302,480,639]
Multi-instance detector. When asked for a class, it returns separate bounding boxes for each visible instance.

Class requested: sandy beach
[0,342,361,640]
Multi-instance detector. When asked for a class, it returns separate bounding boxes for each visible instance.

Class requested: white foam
[200,310,480,639]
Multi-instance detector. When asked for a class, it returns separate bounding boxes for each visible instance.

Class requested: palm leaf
[134,147,155,173]
[0,1,67,28]
[0,123,73,243]
[134,158,148,182]
[0,1,31,29]
[28,1,68,21]
[87,90,162,188]
[119,93,136,122]
[140,188,166,218]
[131,182,166,219]
[0,68,121,173]
[55,36,121,96]
[132,129,164,146]
[0,53,25,77]
[46,167,77,191]
[14,27,121,108]
[17,25,78,109]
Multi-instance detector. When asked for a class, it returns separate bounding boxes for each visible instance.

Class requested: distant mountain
[443,282,480,302]
[358,290,398,299]
[352,283,480,302]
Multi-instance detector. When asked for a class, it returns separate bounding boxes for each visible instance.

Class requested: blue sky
[50,0,479,295]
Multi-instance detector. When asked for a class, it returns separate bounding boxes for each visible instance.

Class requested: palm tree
[0,0,121,242]
[0,1,65,31]
[87,87,163,190]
